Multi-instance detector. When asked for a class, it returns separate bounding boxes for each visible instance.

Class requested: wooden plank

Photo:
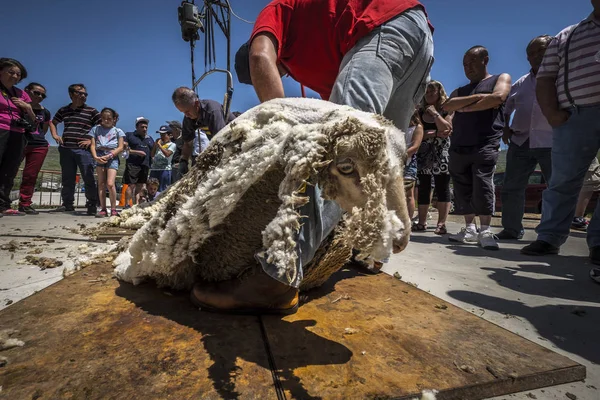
[0,262,276,400]
[262,269,586,400]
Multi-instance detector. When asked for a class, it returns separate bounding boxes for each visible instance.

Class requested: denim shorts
[97,158,119,170]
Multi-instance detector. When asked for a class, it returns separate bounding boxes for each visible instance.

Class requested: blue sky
[4,0,592,139]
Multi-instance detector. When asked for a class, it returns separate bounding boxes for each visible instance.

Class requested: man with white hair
[171,87,235,178]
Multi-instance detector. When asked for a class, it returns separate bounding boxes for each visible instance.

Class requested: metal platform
[0,262,585,399]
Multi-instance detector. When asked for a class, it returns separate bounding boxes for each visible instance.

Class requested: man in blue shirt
[124,117,154,207]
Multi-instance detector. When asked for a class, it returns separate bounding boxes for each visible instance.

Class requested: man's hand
[547,110,570,128]
[178,159,189,176]
[78,139,92,148]
[502,126,514,145]
[52,135,63,145]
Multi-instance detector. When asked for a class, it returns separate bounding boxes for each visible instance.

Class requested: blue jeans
[536,105,600,248]
[501,141,552,236]
[59,146,97,208]
[259,7,433,287]
[329,7,434,133]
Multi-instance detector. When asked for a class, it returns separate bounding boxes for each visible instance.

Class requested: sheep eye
[336,160,354,175]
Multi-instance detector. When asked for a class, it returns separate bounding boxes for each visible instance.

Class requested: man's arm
[536,76,569,128]
[249,33,285,102]
[459,73,512,112]
[441,89,484,113]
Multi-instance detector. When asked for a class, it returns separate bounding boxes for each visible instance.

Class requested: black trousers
[417,173,451,205]
[0,129,26,210]
[449,147,498,216]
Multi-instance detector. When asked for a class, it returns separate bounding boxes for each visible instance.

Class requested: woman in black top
[18,83,51,214]
[415,81,453,234]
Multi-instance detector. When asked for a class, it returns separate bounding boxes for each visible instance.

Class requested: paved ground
[0,210,598,399]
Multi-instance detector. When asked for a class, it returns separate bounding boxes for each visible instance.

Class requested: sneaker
[49,205,75,213]
[590,268,600,284]
[110,209,119,217]
[449,227,478,243]
[478,230,499,250]
[521,240,559,256]
[496,229,524,240]
[95,209,108,218]
[87,205,97,216]
[18,205,39,215]
[2,209,25,216]
[571,217,588,231]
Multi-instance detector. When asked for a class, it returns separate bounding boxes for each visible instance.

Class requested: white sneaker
[478,230,499,250]
[449,227,478,243]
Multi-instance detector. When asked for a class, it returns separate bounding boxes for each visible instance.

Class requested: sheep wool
[108,98,409,290]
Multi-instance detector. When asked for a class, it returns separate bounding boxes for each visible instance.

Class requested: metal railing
[11,169,125,207]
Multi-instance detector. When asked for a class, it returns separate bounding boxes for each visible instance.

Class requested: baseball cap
[136,116,149,125]
[157,125,173,134]
[166,120,182,130]
[235,41,252,85]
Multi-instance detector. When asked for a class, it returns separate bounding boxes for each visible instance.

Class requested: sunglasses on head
[70,90,88,97]
[32,90,46,99]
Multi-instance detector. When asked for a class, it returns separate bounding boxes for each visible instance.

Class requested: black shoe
[49,205,75,213]
[86,205,97,216]
[18,205,39,215]
[521,240,559,256]
[589,246,600,266]
[496,229,524,240]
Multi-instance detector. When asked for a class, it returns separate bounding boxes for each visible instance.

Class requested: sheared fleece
[109,98,407,289]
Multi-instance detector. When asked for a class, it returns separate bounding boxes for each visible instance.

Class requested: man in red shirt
[192,0,434,315]
[235,0,433,132]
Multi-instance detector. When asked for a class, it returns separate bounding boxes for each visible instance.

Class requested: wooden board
[262,269,586,399]
[0,262,276,400]
[0,263,585,400]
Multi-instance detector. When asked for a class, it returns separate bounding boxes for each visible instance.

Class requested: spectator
[49,84,100,215]
[0,58,35,216]
[520,1,600,278]
[405,110,424,221]
[190,0,433,315]
[171,87,235,178]
[136,177,160,204]
[17,82,50,215]
[123,117,154,207]
[442,46,511,250]
[89,108,125,217]
[167,120,184,183]
[414,80,453,234]
[572,158,600,231]
[497,35,554,240]
[150,125,176,191]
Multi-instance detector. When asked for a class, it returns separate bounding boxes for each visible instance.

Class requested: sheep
[108,98,410,292]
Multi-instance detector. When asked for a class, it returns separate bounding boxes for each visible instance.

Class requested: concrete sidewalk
[0,211,598,399]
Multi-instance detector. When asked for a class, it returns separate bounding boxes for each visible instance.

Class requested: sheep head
[318,115,411,262]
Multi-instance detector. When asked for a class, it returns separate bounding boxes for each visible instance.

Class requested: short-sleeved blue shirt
[125,131,155,167]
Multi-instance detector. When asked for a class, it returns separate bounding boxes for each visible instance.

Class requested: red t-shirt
[251,0,431,100]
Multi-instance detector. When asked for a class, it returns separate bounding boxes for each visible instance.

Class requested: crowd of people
[0,64,235,218]
[0,0,598,314]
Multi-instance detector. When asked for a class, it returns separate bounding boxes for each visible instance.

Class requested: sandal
[412,222,427,231]
[434,224,447,235]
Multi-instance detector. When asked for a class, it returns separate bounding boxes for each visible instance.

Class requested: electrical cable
[225,0,254,24]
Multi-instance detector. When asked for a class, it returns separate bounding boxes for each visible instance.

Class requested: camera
[13,118,35,139]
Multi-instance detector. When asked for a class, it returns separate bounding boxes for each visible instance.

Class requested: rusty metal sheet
[0,262,276,400]
[262,269,586,400]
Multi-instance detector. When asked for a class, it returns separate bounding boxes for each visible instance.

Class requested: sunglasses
[70,90,88,97]
[32,90,46,99]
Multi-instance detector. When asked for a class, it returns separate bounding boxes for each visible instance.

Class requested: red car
[493,170,599,214]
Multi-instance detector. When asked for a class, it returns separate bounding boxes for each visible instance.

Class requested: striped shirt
[537,14,600,109]
[52,103,100,149]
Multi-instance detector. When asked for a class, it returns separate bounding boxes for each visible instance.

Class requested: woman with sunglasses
[0,58,35,216]
[17,83,51,214]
